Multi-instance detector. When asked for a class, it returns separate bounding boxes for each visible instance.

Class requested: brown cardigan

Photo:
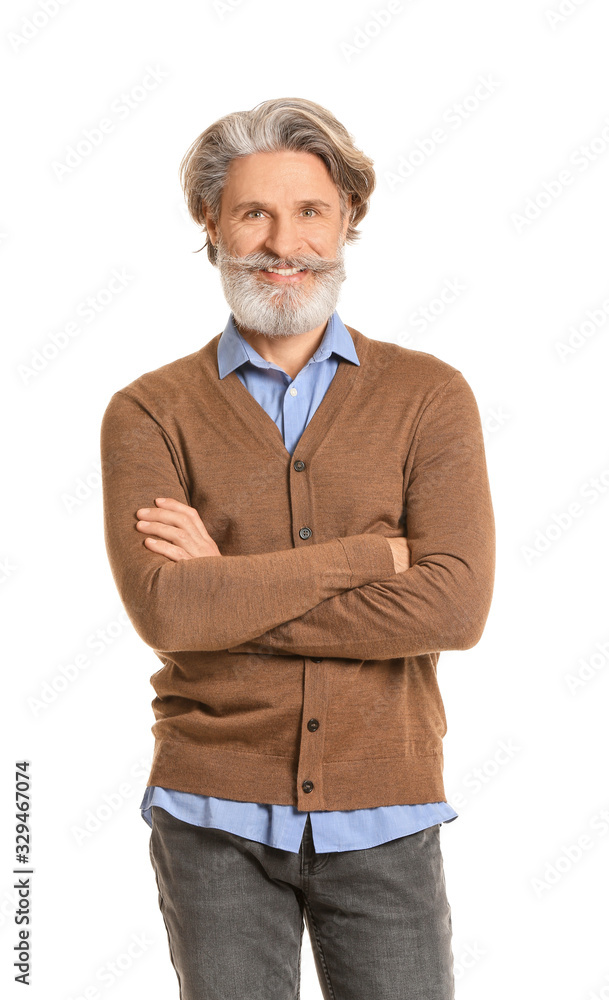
[100,324,495,811]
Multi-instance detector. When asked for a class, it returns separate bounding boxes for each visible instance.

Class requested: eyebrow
[231,199,334,214]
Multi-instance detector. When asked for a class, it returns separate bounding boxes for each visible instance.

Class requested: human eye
[246,210,264,219]
[302,209,317,217]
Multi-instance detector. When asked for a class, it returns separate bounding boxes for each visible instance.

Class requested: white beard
[215,233,347,338]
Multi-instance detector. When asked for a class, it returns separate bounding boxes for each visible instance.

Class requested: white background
[2,0,609,997]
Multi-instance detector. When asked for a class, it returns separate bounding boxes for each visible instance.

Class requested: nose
[263,213,304,263]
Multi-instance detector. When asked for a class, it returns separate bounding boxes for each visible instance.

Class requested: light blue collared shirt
[141,310,458,852]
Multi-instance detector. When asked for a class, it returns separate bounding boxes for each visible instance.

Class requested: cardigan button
[302,780,314,793]
[293,460,306,472]
[299,527,312,540]
[307,718,319,732]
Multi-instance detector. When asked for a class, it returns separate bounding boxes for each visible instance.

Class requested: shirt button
[293,460,306,472]
[302,780,314,793]
[289,386,298,397]
[299,527,312,540]
[307,718,319,732]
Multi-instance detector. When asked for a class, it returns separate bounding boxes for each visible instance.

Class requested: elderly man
[100,97,495,1000]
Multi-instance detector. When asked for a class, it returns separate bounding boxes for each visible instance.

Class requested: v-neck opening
[202,324,367,463]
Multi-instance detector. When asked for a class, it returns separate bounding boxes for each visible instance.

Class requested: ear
[201,203,218,245]
[341,194,353,238]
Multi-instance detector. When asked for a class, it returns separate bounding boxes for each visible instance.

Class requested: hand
[135,497,221,562]
[387,537,411,574]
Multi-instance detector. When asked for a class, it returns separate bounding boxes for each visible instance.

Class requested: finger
[155,498,213,541]
[135,507,197,536]
[153,497,191,510]
[136,513,209,552]
[136,520,191,547]
[143,536,190,561]
[135,497,207,532]
[136,503,189,524]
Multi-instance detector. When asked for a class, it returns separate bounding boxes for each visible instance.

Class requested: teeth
[265,267,305,276]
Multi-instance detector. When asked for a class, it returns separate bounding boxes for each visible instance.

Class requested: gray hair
[179,97,376,265]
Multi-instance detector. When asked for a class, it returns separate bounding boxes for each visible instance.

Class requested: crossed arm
[100,371,495,660]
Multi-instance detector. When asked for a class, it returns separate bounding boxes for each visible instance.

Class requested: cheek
[222,224,263,256]
[315,225,345,253]
[301,233,336,257]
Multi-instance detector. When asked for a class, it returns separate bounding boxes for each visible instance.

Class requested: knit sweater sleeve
[100,389,396,653]
[227,371,496,661]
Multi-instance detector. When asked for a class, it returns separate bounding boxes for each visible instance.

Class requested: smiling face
[202,149,352,338]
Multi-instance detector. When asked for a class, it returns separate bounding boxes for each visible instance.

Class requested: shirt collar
[217,310,360,379]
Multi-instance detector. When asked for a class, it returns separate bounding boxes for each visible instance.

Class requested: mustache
[216,249,342,275]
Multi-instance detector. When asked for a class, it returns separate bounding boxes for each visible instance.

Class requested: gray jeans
[149,805,455,1000]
